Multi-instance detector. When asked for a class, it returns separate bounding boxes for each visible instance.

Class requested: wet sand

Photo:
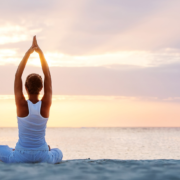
[1,159,180,180]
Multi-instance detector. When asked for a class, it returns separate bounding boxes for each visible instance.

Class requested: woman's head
[25,73,43,95]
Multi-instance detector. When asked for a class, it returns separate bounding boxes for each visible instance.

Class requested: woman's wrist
[26,47,34,55]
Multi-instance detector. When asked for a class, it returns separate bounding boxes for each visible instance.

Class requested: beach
[1,159,180,180]
[1,0,180,179]
[1,128,180,179]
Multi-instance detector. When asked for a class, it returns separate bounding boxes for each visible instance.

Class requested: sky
[0,0,180,127]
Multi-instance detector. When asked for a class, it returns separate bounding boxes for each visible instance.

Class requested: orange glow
[1,95,180,127]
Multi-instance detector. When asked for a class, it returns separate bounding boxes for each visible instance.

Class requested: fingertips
[33,36,35,43]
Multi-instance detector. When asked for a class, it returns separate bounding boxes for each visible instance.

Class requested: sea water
[1,127,180,180]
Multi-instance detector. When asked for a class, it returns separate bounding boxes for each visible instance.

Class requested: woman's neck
[28,94,39,104]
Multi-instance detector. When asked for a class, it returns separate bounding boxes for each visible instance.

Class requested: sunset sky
[0,0,180,127]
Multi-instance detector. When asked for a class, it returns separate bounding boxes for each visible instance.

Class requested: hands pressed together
[27,36,43,55]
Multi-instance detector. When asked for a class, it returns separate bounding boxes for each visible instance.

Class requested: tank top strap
[27,100,42,116]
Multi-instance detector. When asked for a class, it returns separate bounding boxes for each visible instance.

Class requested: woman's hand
[26,36,38,55]
[33,36,43,55]
[26,36,43,55]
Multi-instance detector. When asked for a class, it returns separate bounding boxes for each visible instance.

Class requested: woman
[0,36,63,164]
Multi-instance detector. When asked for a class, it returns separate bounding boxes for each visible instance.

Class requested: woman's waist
[15,140,49,151]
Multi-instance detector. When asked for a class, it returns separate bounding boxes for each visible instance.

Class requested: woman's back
[16,100,48,149]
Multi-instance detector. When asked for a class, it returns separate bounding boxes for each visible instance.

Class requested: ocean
[1,127,180,180]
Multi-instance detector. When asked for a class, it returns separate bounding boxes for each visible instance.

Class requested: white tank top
[16,100,49,150]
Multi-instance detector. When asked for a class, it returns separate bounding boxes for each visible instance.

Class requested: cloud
[1,48,180,67]
[0,0,180,56]
[1,0,180,100]
[1,63,180,99]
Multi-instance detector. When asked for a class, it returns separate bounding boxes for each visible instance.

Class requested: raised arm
[14,37,36,106]
[33,36,52,106]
